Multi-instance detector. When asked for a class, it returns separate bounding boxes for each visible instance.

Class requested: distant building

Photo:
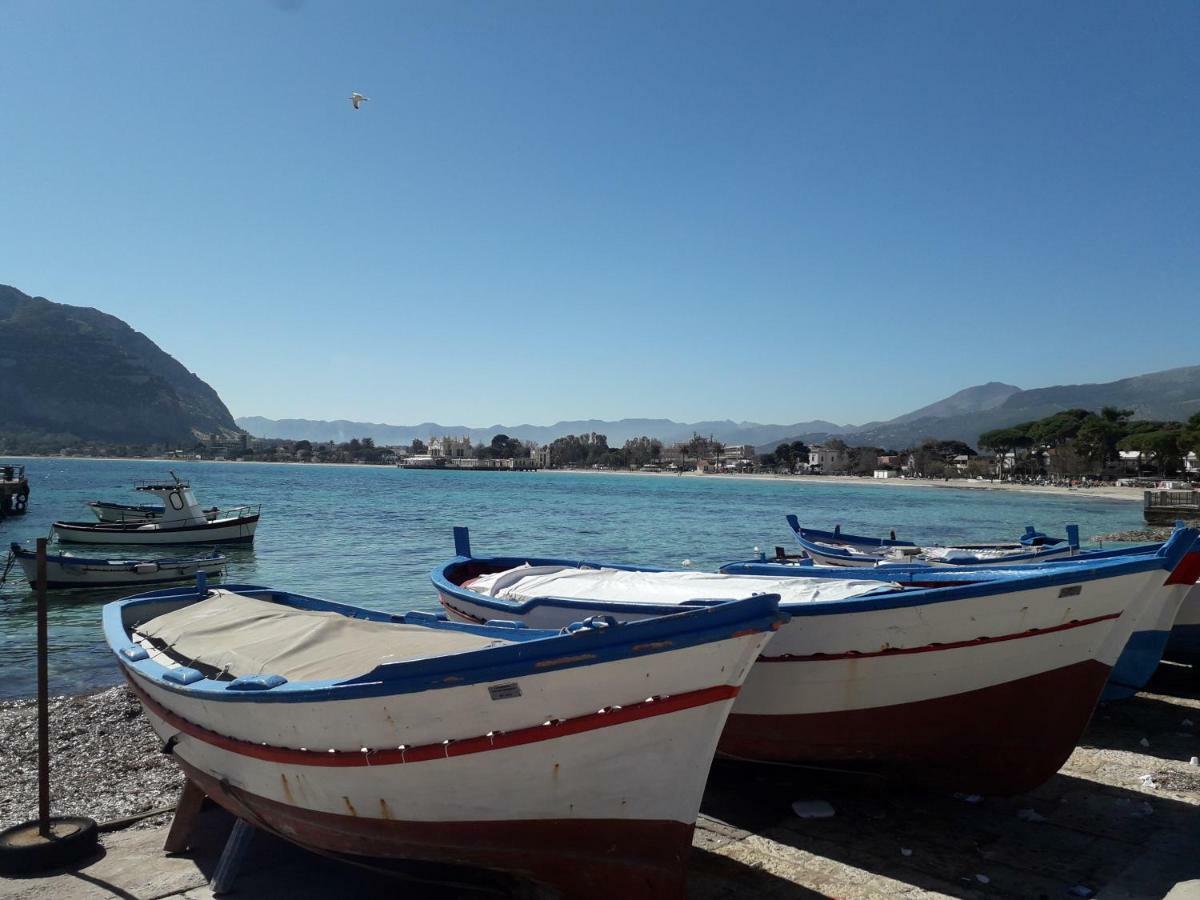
[430,435,474,460]
[807,444,848,474]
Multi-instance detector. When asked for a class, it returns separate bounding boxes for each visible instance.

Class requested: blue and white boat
[787,517,1080,567]
[432,526,1197,795]
[53,477,258,546]
[106,580,784,898]
[6,543,226,591]
[724,520,1200,701]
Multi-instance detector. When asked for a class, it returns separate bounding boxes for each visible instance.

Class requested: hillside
[764,367,1200,451]
[0,284,241,446]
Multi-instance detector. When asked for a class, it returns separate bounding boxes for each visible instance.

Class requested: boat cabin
[132,480,212,526]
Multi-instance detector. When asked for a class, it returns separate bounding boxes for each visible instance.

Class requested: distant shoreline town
[11,406,1200,485]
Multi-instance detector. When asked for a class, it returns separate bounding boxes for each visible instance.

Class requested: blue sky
[3,1,1196,426]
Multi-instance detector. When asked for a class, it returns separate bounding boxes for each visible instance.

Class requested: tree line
[979,407,1200,477]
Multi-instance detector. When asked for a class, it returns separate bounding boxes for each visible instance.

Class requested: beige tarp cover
[467,565,901,606]
[134,589,503,682]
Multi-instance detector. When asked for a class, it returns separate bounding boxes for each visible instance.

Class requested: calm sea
[0,458,1144,699]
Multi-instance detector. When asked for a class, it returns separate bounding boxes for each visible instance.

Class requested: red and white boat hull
[436,562,1165,795]
[121,624,772,897]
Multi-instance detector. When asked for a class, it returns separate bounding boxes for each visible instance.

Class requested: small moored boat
[433,526,1199,794]
[787,517,1080,567]
[53,477,258,546]
[5,543,226,591]
[106,581,785,897]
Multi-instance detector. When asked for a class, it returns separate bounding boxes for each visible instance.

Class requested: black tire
[0,816,99,875]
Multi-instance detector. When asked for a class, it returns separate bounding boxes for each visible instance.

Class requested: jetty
[1145,489,1200,526]
[0,464,29,518]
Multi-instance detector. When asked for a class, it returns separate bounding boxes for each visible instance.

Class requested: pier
[1145,490,1200,526]
[0,464,29,518]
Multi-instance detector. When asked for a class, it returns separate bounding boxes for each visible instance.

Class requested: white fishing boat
[434,526,1200,795]
[5,543,226,590]
[87,498,221,524]
[105,582,785,897]
[53,477,258,546]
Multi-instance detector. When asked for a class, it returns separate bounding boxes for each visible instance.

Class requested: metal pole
[36,537,50,836]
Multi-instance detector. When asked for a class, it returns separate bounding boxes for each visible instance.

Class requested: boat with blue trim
[53,476,258,546]
[105,579,785,898]
[725,520,1200,702]
[787,517,1080,567]
[5,543,226,591]
[433,526,1199,794]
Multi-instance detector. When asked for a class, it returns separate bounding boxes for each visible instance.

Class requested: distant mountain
[236,415,847,447]
[762,367,1200,452]
[882,382,1021,426]
[0,284,241,445]
[241,364,1200,453]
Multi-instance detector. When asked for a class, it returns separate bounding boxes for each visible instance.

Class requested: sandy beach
[539,467,1146,503]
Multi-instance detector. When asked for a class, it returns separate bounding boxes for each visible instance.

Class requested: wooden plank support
[211,817,255,895]
[163,779,207,854]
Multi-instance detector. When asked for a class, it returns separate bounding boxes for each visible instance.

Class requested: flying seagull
[349,92,369,110]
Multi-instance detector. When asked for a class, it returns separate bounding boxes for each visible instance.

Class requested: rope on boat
[0,550,14,587]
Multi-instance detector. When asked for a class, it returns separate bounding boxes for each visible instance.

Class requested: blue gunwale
[432,526,1196,621]
[103,583,787,704]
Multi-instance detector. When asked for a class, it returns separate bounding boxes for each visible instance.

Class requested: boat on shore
[5,543,226,591]
[433,526,1198,794]
[726,520,1199,701]
[788,517,1080,567]
[105,582,784,898]
[53,477,258,546]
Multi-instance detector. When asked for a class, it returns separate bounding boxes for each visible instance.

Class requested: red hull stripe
[438,594,489,623]
[1165,550,1200,586]
[758,611,1121,663]
[126,675,738,768]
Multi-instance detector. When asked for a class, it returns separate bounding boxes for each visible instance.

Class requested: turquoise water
[0,458,1144,699]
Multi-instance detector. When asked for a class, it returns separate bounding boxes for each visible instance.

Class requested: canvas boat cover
[466,565,901,606]
[134,590,505,682]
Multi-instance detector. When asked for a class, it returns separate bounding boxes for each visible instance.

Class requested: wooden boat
[726,534,1198,703]
[105,582,785,898]
[5,543,226,591]
[53,478,258,546]
[787,517,1080,567]
[433,526,1199,795]
[87,498,222,524]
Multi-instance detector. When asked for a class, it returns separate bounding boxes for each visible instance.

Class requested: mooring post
[36,538,49,836]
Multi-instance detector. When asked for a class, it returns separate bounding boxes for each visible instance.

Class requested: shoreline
[8,454,1144,502]
[537,467,1146,502]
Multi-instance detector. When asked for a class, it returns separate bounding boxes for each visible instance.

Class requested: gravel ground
[1091,528,1176,542]
[0,685,182,830]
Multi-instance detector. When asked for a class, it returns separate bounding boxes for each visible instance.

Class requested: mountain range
[0,284,241,446]
[238,365,1200,451]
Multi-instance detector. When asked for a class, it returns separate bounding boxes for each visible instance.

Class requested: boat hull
[113,587,779,898]
[11,553,224,590]
[52,515,257,546]
[436,552,1177,795]
[87,502,163,523]
[1165,584,1200,664]
[720,659,1109,795]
